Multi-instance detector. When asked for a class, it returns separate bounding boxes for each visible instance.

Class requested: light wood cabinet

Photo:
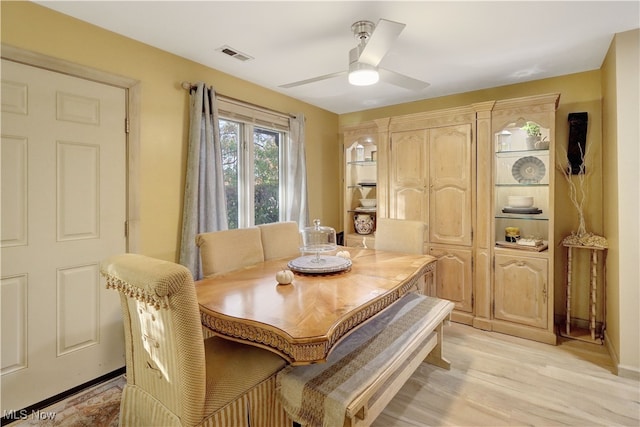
[388,120,474,322]
[429,125,472,246]
[341,95,561,345]
[429,245,473,314]
[494,253,548,329]
[487,93,560,345]
[388,124,472,245]
[389,129,429,223]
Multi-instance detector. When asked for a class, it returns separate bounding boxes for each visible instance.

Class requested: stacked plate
[503,196,542,214]
[502,206,542,214]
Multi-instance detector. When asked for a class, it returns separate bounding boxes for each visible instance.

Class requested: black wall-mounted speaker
[567,112,588,174]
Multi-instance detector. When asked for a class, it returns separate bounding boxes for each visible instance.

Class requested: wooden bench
[276,292,454,427]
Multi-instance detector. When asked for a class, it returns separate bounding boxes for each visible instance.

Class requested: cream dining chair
[101,253,290,427]
[196,227,265,277]
[374,218,426,254]
[257,221,301,260]
[374,218,428,294]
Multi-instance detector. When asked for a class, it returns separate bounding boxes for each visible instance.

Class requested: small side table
[560,243,607,344]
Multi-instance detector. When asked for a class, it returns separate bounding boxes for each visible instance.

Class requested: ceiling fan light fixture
[348,62,379,86]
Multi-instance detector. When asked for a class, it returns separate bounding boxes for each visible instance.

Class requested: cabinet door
[429,124,472,246]
[494,254,548,329]
[429,245,473,313]
[389,130,428,223]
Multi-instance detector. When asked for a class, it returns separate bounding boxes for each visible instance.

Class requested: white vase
[354,214,375,235]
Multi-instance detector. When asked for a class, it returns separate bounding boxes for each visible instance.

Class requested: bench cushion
[276,292,452,427]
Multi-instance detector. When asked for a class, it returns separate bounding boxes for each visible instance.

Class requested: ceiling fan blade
[379,68,430,91]
[358,19,405,66]
[279,71,347,88]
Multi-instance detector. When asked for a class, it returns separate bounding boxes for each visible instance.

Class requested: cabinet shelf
[496,148,549,157]
[494,244,549,255]
[347,184,377,189]
[347,160,376,166]
[349,209,377,214]
[494,215,548,221]
[495,183,548,188]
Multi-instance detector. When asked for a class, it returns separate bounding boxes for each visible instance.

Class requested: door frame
[1,43,140,252]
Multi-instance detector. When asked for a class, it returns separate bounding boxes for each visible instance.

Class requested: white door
[1,59,127,411]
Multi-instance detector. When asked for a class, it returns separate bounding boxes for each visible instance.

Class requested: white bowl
[508,196,534,208]
[359,198,377,208]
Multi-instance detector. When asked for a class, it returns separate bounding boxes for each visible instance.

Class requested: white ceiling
[35,1,639,114]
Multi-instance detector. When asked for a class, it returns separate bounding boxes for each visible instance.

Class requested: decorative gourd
[276,269,294,285]
[336,250,351,259]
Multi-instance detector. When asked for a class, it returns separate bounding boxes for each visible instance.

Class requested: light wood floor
[372,322,640,427]
[7,323,636,426]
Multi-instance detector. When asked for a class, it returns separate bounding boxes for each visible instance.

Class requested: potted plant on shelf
[522,122,541,149]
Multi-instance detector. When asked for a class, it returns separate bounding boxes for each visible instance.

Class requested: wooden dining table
[195,247,437,365]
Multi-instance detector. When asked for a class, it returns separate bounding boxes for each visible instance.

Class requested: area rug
[9,375,125,426]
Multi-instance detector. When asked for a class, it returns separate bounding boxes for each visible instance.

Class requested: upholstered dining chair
[375,218,428,295]
[257,221,301,260]
[374,218,426,254]
[196,227,265,277]
[101,253,289,427]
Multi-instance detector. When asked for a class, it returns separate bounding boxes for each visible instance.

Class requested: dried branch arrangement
[557,143,608,248]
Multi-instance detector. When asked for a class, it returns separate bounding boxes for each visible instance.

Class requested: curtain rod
[181,81,297,119]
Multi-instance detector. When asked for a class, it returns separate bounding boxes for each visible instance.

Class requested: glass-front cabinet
[341,122,379,248]
[490,93,559,345]
[494,121,550,246]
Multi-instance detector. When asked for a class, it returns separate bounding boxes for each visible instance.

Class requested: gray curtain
[179,83,228,279]
[285,113,309,228]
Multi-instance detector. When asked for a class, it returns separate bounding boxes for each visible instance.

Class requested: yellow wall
[1,1,340,262]
[340,72,605,317]
[602,29,640,377]
[601,33,620,368]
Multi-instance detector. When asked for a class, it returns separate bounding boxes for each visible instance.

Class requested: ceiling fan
[280,19,430,91]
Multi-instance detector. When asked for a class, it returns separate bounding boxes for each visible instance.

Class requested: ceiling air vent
[217,45,253,62]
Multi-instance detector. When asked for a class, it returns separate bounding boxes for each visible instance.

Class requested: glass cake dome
[288,219,351,274]
[300,219,337,258]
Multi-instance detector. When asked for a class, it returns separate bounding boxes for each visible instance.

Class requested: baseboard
[604,329,620,376]
[617,364,640,381]
[604,330,640,380]
[1,366,125,426]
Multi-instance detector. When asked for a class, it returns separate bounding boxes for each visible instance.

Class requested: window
[218,99,289,229]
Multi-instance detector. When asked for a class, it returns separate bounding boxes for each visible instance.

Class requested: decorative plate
[512,156,546,184]
[288,255,352,274]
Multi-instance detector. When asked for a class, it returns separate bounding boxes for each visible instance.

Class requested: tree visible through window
[254,128,280,225]
[220,119,239,229]
[219,118,283,229]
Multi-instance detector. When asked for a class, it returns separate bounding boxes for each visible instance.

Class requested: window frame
[217,98,290,228]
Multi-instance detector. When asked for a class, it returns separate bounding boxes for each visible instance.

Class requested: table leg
[566,246,573,335]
